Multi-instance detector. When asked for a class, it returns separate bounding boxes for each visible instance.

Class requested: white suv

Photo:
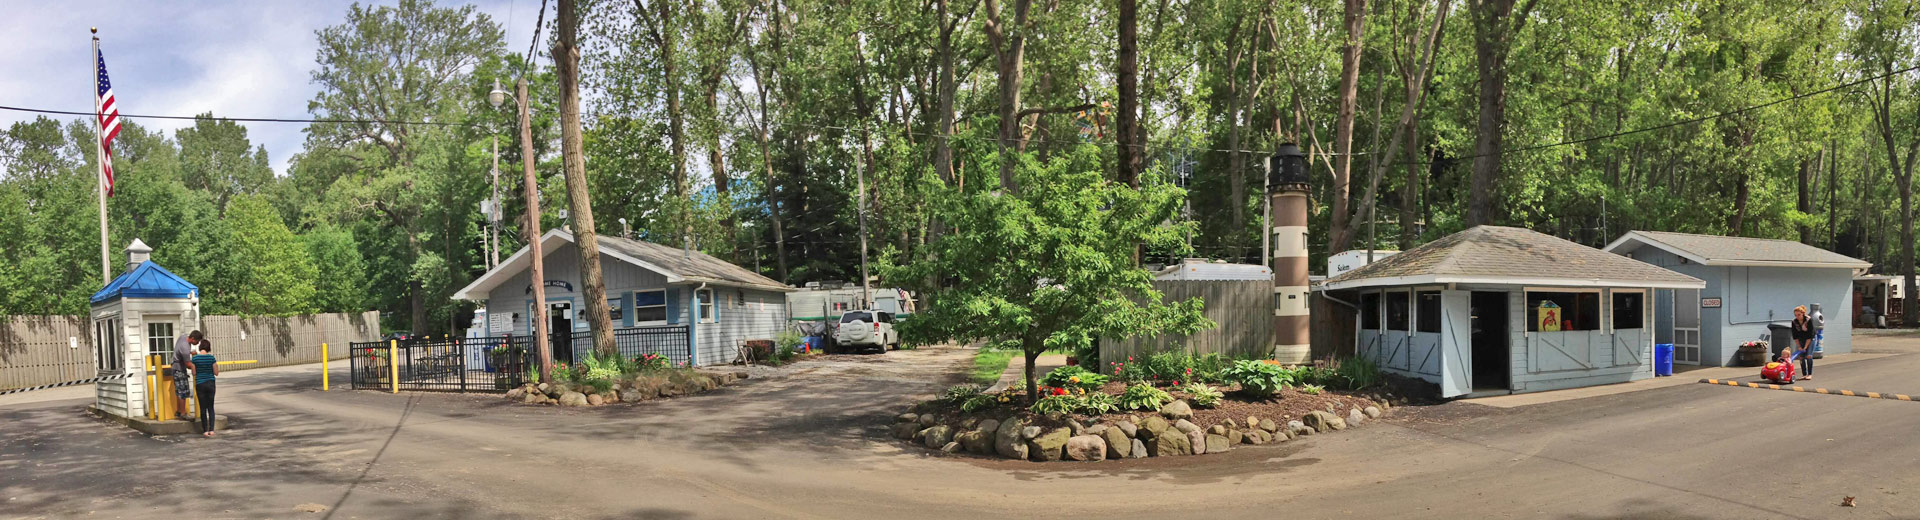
[833,310,899,352]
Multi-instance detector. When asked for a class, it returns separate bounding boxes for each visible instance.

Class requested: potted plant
[1737,340,1769,367]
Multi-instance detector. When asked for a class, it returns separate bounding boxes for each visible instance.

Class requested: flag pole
[91,28,110,285]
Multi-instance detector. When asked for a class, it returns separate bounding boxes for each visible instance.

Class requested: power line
[0,105,471,127]
[524,0,548,76]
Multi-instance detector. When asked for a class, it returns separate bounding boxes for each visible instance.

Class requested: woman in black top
[1791,306,1814,381]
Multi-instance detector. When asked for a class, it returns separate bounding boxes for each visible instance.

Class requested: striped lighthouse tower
[1268,144,1312,364]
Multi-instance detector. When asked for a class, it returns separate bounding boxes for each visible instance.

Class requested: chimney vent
[125,239,152,272]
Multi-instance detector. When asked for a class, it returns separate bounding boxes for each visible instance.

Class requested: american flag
[95,47,121,196]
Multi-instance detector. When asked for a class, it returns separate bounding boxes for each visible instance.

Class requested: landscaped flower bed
[504,353,750,407]
[890,355,1393,461]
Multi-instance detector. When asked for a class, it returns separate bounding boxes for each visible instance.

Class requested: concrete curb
[1698,378,1917,402]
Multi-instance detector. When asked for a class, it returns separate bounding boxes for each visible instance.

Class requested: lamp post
[1267,144,1311,363]
[492,78,554,383]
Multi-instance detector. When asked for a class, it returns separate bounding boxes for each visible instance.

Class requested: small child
[191,341,219,437]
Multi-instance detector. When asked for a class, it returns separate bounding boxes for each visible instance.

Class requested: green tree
[304,224,368,313]
[223,195,319,316]
[175,114,274,212]
[885,145,1208,402]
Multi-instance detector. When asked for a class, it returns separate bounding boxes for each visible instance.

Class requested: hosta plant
[1118,383,1172,411]
[1181,382,1223,408]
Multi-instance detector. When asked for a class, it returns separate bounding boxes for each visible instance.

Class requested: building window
[146,322,174,359]
[1360,292,1381,330]
[1416,291,1442,333]
[633,290,667,323]
[1385,291,1411,331]
[697,288,716,323]
[95,318,122,372]
[1613,291,1644,330]
[1526,291,1600,332]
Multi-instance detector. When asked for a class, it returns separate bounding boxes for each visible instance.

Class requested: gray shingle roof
[1607,230,1870,268]
[1324,226,1703,290]
[587,232,792,291]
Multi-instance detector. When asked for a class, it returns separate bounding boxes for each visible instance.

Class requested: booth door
[145,318,178,366]
[1672,289,1701,365]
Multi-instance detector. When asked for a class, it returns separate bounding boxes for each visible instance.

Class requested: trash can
[1767,324,1794,359]
[1654,344,1674,377]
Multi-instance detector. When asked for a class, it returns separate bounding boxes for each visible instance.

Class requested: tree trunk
[1731,171,1750,236]
[706,74,734,261]
[1329,0,1367,254]
[1115,0,1141,188]
[1023,337,1041,404]
[935,0,959,189]
[515,77,553,383]
[557,0,616,358]
[1798,155,1813,244]
[984,0,1033,192]
[1400,124,1420,249]
[1467,0,1529,227]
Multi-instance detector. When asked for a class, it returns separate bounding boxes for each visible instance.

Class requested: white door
[1674,289,1702,365]
[1439,291,1473,397]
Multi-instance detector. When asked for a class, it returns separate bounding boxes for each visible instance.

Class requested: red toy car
[1761,358,1797,384]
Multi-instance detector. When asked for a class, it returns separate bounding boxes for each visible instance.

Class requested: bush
[1191,353,1231,384]
[1181,382,1223,408]
[1144,351,1191,384]
[776,330,806,352]
[960,393,999,413]
[1077,392,1119,415]
[1333,356,1382,390]
[942,384,984,404]
[1222,359,1295,397]
[1299,383,1325,395]
[1040,365,1108,392]
[1118,383,1172,411]
[1107,357,1150,384]
[1029,394,1080,415]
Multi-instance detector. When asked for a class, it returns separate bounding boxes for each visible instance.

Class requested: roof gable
[91,261,199,304]
[1325,226,1703,290]
[451,230,791,301]
[1604,231,1870,269]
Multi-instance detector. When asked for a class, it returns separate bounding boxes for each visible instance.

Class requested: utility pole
[856,137,873,308]
[489,135,502,269]
[556,0,617,358]
[510,77,551,383]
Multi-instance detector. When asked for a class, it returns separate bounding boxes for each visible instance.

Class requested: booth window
[1385,292,1411,331]
[1360,292,1381,329]
[95,318,122,372]
[1613,292,1644,330]
[1416,291,1442,333]
[1526,291,1600,331]
[697,288,717,323]
[632,290,667,323]
[146,322,174,358]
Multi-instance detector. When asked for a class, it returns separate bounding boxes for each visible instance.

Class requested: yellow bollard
[144,355,156,420]
[322,342,330,391]
[389,339,399,394]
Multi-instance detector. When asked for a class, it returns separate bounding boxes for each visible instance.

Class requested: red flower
[1055,388,1068,396]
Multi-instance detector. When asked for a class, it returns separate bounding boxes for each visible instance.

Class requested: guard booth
[87,239,207,429]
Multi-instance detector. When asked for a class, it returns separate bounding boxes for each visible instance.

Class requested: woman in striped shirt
[191,340,219,437]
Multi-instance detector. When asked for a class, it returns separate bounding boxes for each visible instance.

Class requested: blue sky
[0,0,546,175]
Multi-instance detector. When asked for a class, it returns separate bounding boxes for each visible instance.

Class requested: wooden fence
[0,311,379,391]
[1099,280,1274,364]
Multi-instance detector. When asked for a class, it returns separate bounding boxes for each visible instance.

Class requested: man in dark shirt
[172,330,203,420]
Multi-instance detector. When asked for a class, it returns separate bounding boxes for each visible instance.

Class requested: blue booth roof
[91,261,199,304]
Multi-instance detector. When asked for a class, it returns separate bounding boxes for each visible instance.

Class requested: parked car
[382,331,414,342]
[833,310,899,352]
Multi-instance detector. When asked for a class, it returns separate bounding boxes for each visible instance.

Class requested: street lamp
[489,79,510,109]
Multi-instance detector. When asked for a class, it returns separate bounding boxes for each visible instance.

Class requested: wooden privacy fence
[0,311,379,391]
[1100,280,1274,363]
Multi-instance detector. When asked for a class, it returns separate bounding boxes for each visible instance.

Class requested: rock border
[892,399,1387,462]
[504,370,748,407]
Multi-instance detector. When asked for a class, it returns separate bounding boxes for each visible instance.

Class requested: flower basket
[1735,341,1769,367]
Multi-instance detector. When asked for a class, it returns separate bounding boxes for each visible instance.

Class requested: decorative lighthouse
[1268,144,1311,363]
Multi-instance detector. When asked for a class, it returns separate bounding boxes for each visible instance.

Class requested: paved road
[6,338,1920,519]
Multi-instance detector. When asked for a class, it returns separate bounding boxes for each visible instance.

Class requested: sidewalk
[1465,351,1895,408]
[0,359,345,408]
[984,353,1067,393]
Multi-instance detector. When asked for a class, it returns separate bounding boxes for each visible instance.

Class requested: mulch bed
[934,382,1381,432]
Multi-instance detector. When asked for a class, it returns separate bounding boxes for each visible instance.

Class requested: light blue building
[1604,231,1869,367]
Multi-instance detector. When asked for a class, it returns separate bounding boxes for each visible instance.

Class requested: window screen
[1361,292,1381,330]
[1385,292,1411,331]
[633,290,667,323]
[1527,291,1601,331]
[1613,292,1644,330]
[1416,291,1442,333]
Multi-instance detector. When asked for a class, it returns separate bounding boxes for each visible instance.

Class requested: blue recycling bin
[1654,343,1674,376]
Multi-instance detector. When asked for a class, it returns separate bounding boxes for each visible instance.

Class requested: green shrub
[960,394,998,413]
[1040,365,1109,392]
[1222,360,1295,397]
[776,330,806,352]
[942,384,984,404]
[1144,351,1191,383]
[1107,357,1150,384]
[1181,382,1223,408]
[1029,395,1080,415]
[1077,392,1119,415]
[1118,383,1172,411]
[1334,355,1382,390]
[1192,353,1230,384]
[1299,383,1325,395]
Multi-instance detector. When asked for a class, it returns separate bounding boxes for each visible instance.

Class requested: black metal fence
[568,325,691,368]
[347,325,690,392]
[349,336,533,392]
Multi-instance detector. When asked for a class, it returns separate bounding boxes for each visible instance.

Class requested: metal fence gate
[349,336,533,392]
[568,325,692,368]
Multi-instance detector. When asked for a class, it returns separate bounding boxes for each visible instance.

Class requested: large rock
[1226,428,1244,445]
[995,418,1030,459]
[1115,420,1139,438]
[1129,439,1149,458]
[923,425,956,449]
[958,430,994,454]
[896,413,920,424]
[619,388,646,403]
[940,441,963,454]
[976,419,1001,434]
[1364,406,1383,419]
[892,423,921,440]
[1347,408,1367,426]
[1173,419,1201,435]
[1065,435,1108,461]
[1067,419,1088,436]
[1208,425,1227,436]
[1247,415,1261,429]
[1205,434,1231,453]
[1020,426,1043,440]
[1102,427,1131,459]
[1159,400,1193,420]
[505,388,526,400]
[586,394,605,406]
[1245,429,1268,445]
[1259,418,1280,433]
[522,390,546,404]
[557,391,589,407]
[1291,425,1315,437]
[1287,420,1306,431]
[1148,430,1192,456]
[918,414,938,427]
[1139,416,1170,438]
[1304,411,1347,432]
[1027,428,1072,462]
[1085,424,1108,436]
[1187,429,1208,455]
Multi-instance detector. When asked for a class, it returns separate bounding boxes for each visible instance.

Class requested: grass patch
[971,348,1017,386]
